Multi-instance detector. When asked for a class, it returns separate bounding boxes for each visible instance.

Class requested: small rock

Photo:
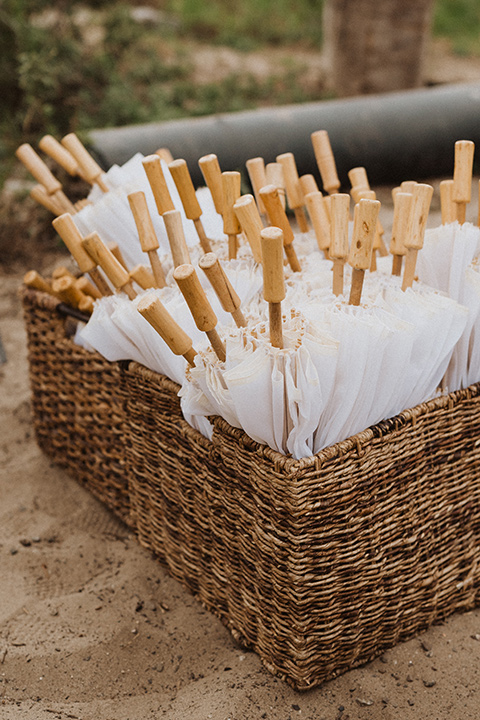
[423,679,436,688]
[10,548,18,555]
[292,705,300,711]
[135,600,144,613]
[31,537,41,543]
[471,634,480,641]
[379,654,388,663]
[420,639,432,652]
[356,698,373,707]
[19,538,31,547]
[408,699,415,706]
[406,673,413,682]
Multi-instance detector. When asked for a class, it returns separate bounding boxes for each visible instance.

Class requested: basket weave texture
[22,286,480,689]
[21,287,133,527]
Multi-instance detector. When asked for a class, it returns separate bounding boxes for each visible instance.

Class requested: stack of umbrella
[18,130,479,459]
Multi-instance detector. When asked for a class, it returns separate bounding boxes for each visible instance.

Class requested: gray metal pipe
[89,82,480,188]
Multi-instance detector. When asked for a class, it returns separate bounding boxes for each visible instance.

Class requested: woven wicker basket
[22,286,480,689]
[21,287,133,527]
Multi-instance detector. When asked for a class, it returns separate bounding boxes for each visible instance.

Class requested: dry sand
[2,193,480,719]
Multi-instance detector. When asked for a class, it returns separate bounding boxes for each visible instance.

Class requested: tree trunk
[323,0,436,96]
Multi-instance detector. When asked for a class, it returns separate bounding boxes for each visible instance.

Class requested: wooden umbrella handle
[440,179,456,225]
[401,183,434,290]
[61,133,108,191]
[276,152,309,232]
[260,227,285,349]
[259,185,301,272]
[137,293,197,366]
[82,232,136,298]
[155,147,174,163]
[23,270,54,295]
[222,171,242,259]
[390,191,413,257]
[246,157,268,215]
[276,152,304,210]
[16,143,62,195]
[128,191,159,252]
[39,134,83,178]
[51,275,90,311]
[174,263,226,361]
[129,264,156,290]
[348,166,370,193]
[52,213,96,274]
[233,194,263,264]
[163,209,191,268]
[265,162,286,208]
[168,158,202,220]
[299,174,319,197]
[453,139,475,223]
[198,153,225,215]
[348,198,380,305]
[199,252,246,327]
[142,154,175,214]
[305,191,330,254]
[30,185,64,216]
[330,193,350,296]
[311,130,340,195]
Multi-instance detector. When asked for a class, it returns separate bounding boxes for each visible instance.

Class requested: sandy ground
[2,186,480,720]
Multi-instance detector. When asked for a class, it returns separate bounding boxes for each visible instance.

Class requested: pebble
[423,679,436,688]
[19,538,31,547]
[406,673,414,682]
[471,634,480,641]
[408,699,415,706]
[356,698,373,707]
[10,548,18,555]
[420,639,432,652]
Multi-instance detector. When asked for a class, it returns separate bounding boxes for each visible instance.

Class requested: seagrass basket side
[124,361,303,674]
[220,382,480,689]
[21,286,133,527]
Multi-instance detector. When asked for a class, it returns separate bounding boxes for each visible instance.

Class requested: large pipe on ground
[89,83,480,188]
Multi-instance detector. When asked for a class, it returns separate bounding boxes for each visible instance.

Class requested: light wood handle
[258,185,294,245]
[222,171,242,235]
[400,180,417,194]
[60,133,106,187]
[39,135,81,177]
[51,265,74,280]
[23,270,53,295]
[348,198,381,270]
[61,133,106,188]
[168,158,202,220]
[348,166,369,191]
[128,191,159,252]
[233,194,263,263]
[75,276,102,300]
[440,179,456,224]
[311,130,340,195]
[276,152,304,209]
[305,191,330,252]
[51,275,86,310]
[16,143,62,195]
[265,162,286,208]
[173,264,218,333]
[155,147,174,163]
[390,192,413,256]
[198,252,243,318]
[329,193,350,259]
[246,157,267,214]
[30,185,63,215]
[453,139,475,203]
[299,174,319,197]
[106,241,128,270]
[82,232,131,291]
[78,295,95,315]
[163,209,191,268]
[404,183,433,251]
[137,293,197,364]
[142,154,175,214]
[129,264,156,290]
[52,213,96,273]
[260,227,285,304]
[198,153,224,215]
